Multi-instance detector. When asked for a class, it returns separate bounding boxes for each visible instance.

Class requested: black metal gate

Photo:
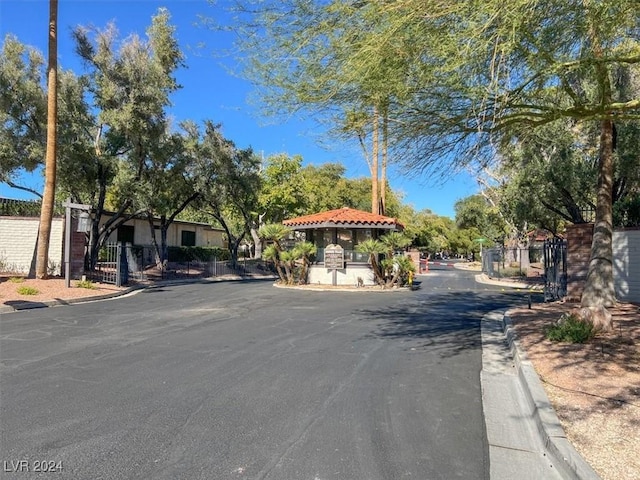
[92,243,145,286]
[543,238,567,301]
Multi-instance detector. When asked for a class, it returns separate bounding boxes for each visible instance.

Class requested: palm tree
[381,255,415,287]
[35,0,58,279]
[380,231,412,257]
[292,241,317,284]
[258,223,291,283]
[262,244,286,283]
[258,223,291,250]
[355,238,386,286]
[279,249,297,285]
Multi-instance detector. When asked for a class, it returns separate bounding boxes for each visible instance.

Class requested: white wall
[613,229,640,303]
[0,217,64,275]
[307,264,375,286]
[0,215,226,276]
[101,217,225,248]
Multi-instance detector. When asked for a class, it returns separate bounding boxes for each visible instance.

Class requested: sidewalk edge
[502,311,602,480]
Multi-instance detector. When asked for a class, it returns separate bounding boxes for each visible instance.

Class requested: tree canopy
[225,0,640,306]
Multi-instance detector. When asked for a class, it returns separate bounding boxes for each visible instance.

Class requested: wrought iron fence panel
[481,246,545,280]
[89,244,275,285]
[91,243,146,286]
[543,238,567,301]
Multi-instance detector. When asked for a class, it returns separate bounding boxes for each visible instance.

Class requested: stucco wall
[101,217,225,248]
[0,216,64,275]
[613,229,640,303]
[0,215,225,276]
[307,264,376,286]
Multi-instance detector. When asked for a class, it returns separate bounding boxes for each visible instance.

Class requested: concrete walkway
[478,274,601,479]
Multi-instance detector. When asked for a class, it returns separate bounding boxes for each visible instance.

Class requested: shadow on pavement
[357,291,540,358]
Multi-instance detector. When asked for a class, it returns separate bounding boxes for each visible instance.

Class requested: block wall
[0,216,64,275]
[613,229,640,303]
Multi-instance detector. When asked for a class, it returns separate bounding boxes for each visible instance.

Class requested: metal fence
[481,246,545,280]
[543,238,567,301]
[90,243,275,286]
[481,243,567,301]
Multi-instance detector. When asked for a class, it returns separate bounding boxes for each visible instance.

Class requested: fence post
[116,241,129,287]
[116,243,122,287]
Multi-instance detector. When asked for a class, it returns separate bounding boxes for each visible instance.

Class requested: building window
[337,229,353,261]
[117,225,135,244]
[353,229,372,262]
[181,230,196,246]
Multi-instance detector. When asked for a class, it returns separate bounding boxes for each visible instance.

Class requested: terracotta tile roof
[283,207,403,230]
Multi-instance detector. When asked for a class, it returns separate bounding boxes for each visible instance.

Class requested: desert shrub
[16,286,39,296]
[76,279,96,289]
[545,313,595,343]
[499,266,526,278]
[9,277,25,283]
[48,259,60,277]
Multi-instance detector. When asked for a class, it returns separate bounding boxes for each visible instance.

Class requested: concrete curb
[476,273,543,291]
[502,311,602,480]
[272,283,414,292]
[0,285,144,314]
[0,275,277,314]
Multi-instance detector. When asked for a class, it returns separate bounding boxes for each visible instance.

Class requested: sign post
[324,244,344,286]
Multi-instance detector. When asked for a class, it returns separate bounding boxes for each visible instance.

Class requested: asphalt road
[0,270,529,480]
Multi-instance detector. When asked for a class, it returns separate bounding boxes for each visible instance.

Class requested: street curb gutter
[0,285,144,313]
[502,311,602,480]
[0,275,277,314]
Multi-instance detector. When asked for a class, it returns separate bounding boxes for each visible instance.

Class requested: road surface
[1,271,528,479]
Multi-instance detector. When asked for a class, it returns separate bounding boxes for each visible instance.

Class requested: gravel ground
[508,302,640,480]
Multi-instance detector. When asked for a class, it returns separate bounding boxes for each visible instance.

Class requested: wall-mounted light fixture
[77,211,91,233]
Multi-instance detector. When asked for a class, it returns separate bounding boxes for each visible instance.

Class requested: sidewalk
[477,275,601,479]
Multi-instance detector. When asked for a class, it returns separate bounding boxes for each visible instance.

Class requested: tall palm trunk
[35,0,58,279]
[380,106,388,215]
[371,105,379,214]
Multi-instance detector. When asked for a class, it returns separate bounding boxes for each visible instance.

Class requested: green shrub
[9,277,25,283]
[98,246,109,262]
[17,286,39,296]
[75,279,96,289]
[545,313,595,343]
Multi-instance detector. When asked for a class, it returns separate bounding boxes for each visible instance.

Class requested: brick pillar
[406,250,421,272]
[566,223,593,302]
[66,216,87,279]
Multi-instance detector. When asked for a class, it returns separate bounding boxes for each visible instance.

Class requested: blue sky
[0,0,479,218]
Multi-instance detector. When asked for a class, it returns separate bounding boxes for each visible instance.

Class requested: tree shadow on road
[357,291,531,359]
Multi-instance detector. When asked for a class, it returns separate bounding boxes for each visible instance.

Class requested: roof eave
[285,221,401,230]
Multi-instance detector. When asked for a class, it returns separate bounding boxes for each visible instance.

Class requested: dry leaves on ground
[508,302,640,480]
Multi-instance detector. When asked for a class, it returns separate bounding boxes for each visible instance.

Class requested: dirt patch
[508,301,640,480]
[0,275,127,307]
